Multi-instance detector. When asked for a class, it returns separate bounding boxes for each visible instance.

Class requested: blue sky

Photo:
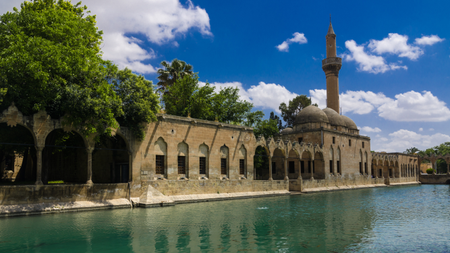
[1,0,450,152]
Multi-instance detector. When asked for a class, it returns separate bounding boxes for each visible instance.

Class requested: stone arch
[220,145,229,177]
[92,134,129,183]
[314,151,325,179]
[287,149,299,179]
[300,150,312,179]
[336,147,341,174]
[359,150,364,175]
[272,148,284,180]
[198,143,209,176]
[43,129,87,184]
[0,123,37,183]
[254,145,269,180]
[436,158,447,174]
[177,141,189,177]
[154,137,167,177]
[238,144,247,176]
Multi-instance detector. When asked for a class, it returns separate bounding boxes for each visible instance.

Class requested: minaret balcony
[322,57,342,66]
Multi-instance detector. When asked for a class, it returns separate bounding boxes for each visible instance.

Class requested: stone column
[35,146,44,185]
[447,163,449,175]
[268,156,273,181]
[86,147,94,185]
[310,159,314,180]
[297,160,302,180]
[129,151,133,182]
[284,158,289,181]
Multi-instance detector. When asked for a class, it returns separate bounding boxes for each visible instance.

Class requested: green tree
[156,59,193,94]
[269,111,283,130]
[163,74,261,125]
[404,147,419,155]
[0,0,123,137]
[279,95,313,128]
[111,68,160,140]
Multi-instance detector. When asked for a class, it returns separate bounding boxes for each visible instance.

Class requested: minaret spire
[322,18,341,113]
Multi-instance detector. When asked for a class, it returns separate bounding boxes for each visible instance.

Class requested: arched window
[238,145,246,175]
[177,142,188,175]
[154,137,167,176]
[220,145,229,175]
[329,146,334,174]
[337,147,341,174]
[199,144,208,175]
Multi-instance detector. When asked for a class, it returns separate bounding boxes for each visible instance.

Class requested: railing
[322,57,342,65]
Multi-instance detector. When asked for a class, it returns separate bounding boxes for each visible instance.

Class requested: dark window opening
[337,161,340,174]
[156,155,165,174]
[289,161,295,173]
[359,162,363,174]
[329,160,333,173]
[308,161,311,173]
[364,162,368,174]
[178,156,185,174]
[239,159,245,175]
[300,161,305,173]
[272,162,276,174]
[221,158,227,174]
[349,139,352,146]
[199,157,206,174]
[332,137,335,144]
[298,137,303,143]
[362,142,365,148]
[389,169,393,178]
[379,169,382,178]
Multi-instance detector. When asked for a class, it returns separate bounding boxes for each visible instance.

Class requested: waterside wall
[419,174,450,184]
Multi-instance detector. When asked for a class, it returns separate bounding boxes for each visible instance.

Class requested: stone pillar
[310,159,314,180]
[35,146,44,185]
[297,160,302,180]
[447,163,449,175]
[268,156,273,181]
[129,151,133,182]
[284,158,289,181]
[86,147,94,185]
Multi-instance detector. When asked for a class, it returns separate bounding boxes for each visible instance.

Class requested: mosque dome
[341,115,358,130]
[294,105,329,125]
[322,108,345,127]
[280,127,293,134]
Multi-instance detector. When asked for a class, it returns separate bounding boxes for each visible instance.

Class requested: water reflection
[1,185,450,252]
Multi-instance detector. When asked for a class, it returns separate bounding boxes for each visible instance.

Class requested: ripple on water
[0,185,450,252]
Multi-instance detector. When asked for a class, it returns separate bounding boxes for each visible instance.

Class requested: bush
[426,168,434,174]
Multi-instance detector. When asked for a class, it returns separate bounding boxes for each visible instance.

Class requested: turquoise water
[1,185,450,252]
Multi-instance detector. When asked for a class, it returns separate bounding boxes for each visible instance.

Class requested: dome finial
[327,15,335,35]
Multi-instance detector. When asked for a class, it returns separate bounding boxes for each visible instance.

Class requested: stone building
[0,21,419,210]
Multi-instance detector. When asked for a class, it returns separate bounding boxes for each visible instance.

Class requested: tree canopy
[157,59,193,94]
[279,95,314,128]
[0,0,159,140]
[163,74,261,125]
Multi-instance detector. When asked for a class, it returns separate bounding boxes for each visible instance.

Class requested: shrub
[426,168,434,174]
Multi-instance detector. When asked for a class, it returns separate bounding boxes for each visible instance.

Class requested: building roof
[341,115,358,130]
[327,22,335,35]
[322,108,345,127]
[294,105,329,125]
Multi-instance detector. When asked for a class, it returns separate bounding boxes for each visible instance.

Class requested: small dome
[280,127,293,134]
[341,115,357,130]
[322,108,345,127]
[295,106,329,125]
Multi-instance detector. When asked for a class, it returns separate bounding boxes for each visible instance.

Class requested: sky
[1,0,450,152]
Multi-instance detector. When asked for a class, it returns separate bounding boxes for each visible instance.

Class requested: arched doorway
[287,149,299,179]
[301,151,312,179]
[254,146,269,180]
[0,123,37,184]
[272,148,284,180]
[314,152,325,179]
[43,129,87,184]
[92,134,129,183]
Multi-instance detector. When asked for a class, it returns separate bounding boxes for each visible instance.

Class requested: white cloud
[373,129,450,152]
[419,128,423,132]
[415,35,444,46]
[361,126,382,133]
[200,81,298,113]
[0,0,212,74]
[368,33,423,60]
[343,40,407,74]
[377,91,450,122]
[310,89,450,122]
[277,32,307,52]
[429,128,435,131]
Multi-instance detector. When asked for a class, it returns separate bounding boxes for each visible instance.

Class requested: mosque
[0,21,420,211]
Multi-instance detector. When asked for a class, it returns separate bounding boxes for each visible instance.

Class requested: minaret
[322,18,342,114]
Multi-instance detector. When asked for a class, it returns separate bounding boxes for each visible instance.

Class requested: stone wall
[419,175,450,184]
[0,183,129,205]
[301,174,384,190]
[144,179,288,196]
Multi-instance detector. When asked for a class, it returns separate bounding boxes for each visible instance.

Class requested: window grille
[239,159,245,175]
[178,156,185,174]
[199,157,206,174]
[155,155,165,174]
[221,158,227,174]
